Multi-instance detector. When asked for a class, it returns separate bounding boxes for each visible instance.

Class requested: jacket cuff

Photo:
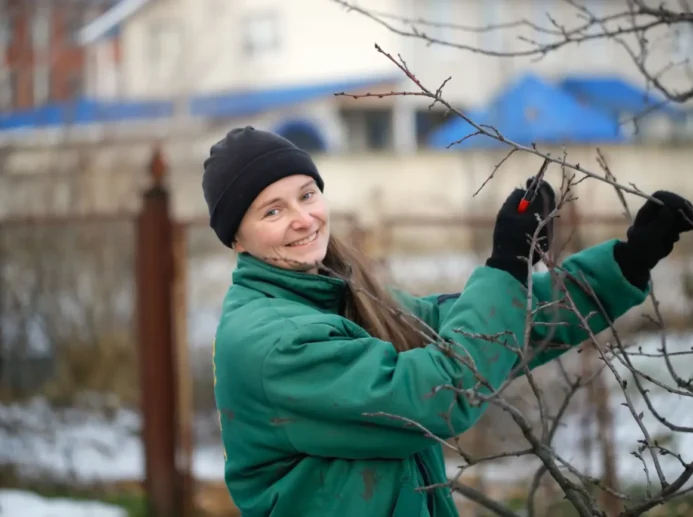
[613,240,651,291]
[485,256,530,287]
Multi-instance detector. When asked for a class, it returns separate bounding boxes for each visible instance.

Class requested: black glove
[614,190,693,290]
[486,177,556,285]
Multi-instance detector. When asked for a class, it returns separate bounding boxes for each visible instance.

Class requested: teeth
[288,232,317,247]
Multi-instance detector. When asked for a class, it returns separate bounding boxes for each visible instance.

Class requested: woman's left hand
[614,190,693,289]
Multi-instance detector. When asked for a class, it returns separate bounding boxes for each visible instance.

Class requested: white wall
[115,0,402,98]
[85,40,121,99]
[102,0,693,110]
[2,141,692,240]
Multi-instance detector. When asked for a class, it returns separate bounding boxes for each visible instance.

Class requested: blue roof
[428,73,624,149]
[427,107,487,149]
[0,75,398,131]
[189,75,397,118]
[558,75,685,119]
[0,98,173,131]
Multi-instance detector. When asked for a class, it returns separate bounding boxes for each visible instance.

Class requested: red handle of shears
[517,158,550,214]
[517,199,530,214]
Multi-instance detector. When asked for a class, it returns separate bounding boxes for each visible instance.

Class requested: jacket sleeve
[261,266,529,460]
[523,238,648,369]
[401,239,648,371]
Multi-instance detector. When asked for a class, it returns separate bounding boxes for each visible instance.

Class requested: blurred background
[0,0,692,516]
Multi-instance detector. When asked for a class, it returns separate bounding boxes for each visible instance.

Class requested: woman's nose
[291,207,313,228]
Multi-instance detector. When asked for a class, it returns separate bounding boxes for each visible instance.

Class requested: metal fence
[1,170,691,517]
[0,214,136,399]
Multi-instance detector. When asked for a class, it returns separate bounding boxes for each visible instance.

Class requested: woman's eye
[264,208,279,218]
[301,191,314,201]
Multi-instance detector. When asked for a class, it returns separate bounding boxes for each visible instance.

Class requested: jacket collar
[231,252,347,313]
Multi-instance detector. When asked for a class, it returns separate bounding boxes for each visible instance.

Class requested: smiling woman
[200,126,690,517]
[202,127,427,353]
[234,175,329,273]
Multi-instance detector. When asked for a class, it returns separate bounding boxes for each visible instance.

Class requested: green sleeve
[261,266,529,460]
[524,238,648,369]
[399,239,648,372]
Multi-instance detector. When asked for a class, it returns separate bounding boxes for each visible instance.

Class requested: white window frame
[148,20,182,84]
[241,10,281,57]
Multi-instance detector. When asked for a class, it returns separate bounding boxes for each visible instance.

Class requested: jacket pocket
[392,484,427,517]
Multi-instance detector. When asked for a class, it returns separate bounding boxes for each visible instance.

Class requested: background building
[2,0,691,148]
[0,0,116,110]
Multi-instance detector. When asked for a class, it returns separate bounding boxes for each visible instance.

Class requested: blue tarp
[558,75,685,119]
[189,75,397,118]
[428,73,624,149]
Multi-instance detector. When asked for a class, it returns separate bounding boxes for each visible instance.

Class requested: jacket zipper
[415,453,434,516]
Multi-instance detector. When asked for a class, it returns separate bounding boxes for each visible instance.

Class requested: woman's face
[234,174,330,272]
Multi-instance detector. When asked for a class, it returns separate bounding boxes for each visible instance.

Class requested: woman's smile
[286,230,319,247]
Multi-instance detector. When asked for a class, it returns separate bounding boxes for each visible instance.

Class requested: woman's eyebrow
[256,197,282,211]
[255,180,316,212]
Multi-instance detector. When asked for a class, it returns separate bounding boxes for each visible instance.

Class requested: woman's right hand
[485,177,556,285]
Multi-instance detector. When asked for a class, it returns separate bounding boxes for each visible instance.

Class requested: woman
[202,126,692,517]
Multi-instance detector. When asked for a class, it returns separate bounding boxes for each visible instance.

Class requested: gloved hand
[486,177,556,285]
[614,190,693,290]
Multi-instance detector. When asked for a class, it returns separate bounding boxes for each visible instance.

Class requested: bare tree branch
[334,43,667,207]
[333,0,693,103]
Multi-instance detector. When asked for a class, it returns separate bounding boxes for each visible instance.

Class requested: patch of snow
[1,334,691,492]
[0,397,225,484]
[0,490,127,517]
[444,332,693,488]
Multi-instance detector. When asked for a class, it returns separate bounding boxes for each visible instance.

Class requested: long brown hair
[321,235,432,352]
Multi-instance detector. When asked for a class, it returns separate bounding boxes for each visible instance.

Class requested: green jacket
[212,239,647,517]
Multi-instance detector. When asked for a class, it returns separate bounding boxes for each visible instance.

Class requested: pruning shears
[517,158,550,214]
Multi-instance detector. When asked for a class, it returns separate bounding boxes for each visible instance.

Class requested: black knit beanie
[202,126,324,248]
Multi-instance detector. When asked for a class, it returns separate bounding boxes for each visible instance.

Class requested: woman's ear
[233,240,246,253]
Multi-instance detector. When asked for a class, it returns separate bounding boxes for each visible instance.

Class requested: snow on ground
[445,331,693,487]
[0,334,691,491]
[0,489,127,517]
[445,384,693,488]
[0,398,225,483]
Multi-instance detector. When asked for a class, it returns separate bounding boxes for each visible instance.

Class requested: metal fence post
[136,145,181,517]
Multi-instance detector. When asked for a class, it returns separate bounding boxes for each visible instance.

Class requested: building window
[415,108,450,147]
[242,11,280,57]
[148,20,182,83]
[341,108,393,152]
